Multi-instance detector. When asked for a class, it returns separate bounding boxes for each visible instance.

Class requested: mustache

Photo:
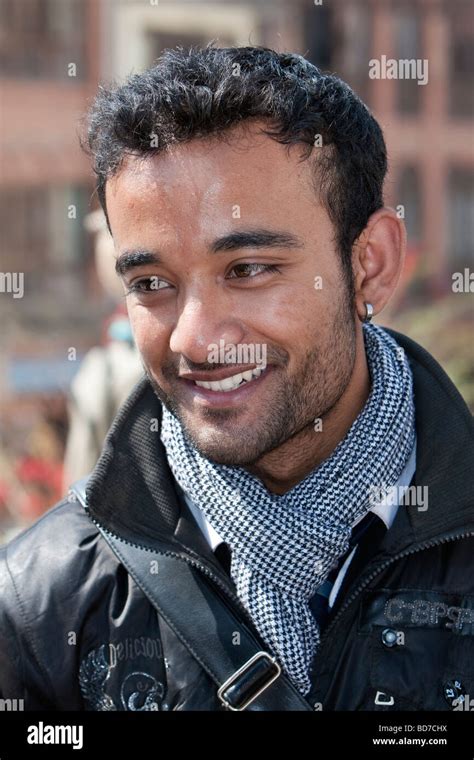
[161,350,289,378]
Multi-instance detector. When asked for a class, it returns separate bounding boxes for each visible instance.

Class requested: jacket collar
[382,329,474,554]
[86,329,474,561]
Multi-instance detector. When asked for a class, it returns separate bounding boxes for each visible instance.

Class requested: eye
[125,276,172,294]
[227,263,281,279]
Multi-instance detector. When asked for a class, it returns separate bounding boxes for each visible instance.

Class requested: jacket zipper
[86,511,261,636]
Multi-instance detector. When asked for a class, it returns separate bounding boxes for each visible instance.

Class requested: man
[0,46,472,712]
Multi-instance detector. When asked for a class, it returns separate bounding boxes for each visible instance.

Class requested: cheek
[128,306,170,363]
[255,284,329,343]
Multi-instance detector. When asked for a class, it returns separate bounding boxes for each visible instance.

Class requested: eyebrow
[210,229,304,253]
[115,228,304,276]
[115,249,159,276]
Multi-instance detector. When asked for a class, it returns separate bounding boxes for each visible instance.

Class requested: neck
[245,330,370,495]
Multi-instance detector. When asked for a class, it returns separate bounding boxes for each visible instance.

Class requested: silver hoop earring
[363,302,374,323]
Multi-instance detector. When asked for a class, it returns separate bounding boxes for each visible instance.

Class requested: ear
[352,207,406,322]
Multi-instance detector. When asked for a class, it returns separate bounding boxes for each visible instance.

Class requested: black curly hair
[86,44,387,290]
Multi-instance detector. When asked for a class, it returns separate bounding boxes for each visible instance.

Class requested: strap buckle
[217,651,281,711]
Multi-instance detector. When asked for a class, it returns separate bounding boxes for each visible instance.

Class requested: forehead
[108,123,316,206]
[104,122,329,251]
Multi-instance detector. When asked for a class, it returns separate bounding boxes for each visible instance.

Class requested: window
[303,3,333,71]
[449,2,474,117]
[398,166,422,243]
[396,6,422,115]
[0,185,90,298]
[0,0,86,80]
[448,169,474,268]
[333,2,372,104]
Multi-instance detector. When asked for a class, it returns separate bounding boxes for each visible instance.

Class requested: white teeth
[195,366,266,392]
[220,373,242,390]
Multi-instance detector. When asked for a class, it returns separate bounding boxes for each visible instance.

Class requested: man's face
[106,122,357,466]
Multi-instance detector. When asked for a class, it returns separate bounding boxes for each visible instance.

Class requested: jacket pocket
[360,590,474,711]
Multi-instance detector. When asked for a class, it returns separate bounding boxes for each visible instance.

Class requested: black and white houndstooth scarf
[159,324,415,696]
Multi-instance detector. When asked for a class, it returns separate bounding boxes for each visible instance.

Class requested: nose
[169,294,245,365]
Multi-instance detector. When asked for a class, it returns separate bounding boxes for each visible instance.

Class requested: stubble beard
[147,294,356,467]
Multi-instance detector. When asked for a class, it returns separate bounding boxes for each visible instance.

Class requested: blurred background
[0,0,473,541]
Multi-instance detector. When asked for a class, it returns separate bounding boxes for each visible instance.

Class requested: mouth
[178,365,273,407]
[194,365,265,391]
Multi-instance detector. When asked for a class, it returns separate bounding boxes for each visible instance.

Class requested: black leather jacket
[1,330,473,711]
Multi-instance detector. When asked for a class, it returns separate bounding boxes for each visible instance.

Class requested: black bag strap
[70,478,314,712]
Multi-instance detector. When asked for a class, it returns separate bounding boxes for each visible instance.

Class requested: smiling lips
[193,366,265,392]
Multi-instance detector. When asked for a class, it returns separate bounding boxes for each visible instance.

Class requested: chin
[203,451,261,467]
[185,429,263,467]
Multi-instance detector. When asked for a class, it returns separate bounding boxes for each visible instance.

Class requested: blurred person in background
[62,210,143,488]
